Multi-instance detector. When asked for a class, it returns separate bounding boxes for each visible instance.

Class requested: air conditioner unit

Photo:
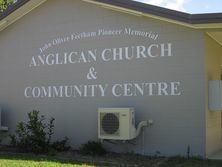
[98,108,136,140]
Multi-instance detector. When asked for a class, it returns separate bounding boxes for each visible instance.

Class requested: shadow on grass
[3,153,222,167]
[160,157,222,167]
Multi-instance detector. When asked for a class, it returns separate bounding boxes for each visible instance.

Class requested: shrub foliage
[10,110,70,154]
[79,141,106,156]
[0,0,14,13]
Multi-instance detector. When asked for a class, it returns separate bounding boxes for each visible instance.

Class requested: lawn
[1,153,222,167]
[0,154,101,167]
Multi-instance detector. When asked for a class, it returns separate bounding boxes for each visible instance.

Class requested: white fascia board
[1,0,222,32]
[82,0,222,29]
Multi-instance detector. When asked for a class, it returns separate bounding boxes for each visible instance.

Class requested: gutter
[83,0,222,29]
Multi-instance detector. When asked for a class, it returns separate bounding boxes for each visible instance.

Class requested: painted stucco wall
[205,34,222,157]
[0,0,206,156]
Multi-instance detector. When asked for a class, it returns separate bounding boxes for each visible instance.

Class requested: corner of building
[204,32,222,158]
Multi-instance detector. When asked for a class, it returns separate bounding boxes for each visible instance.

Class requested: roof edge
[88,0,222,28]
[0,0,46,31]
[0,0,31,21]
[1,0,222,31]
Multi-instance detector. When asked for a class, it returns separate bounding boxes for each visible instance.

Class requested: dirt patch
[57,151,167,167]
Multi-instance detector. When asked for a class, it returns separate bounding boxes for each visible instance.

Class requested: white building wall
[0,0,206,157]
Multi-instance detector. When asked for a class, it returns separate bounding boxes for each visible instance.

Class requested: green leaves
[79,141,106,156]
[0,0,14,13]
[9,110,70,154]
[9,110,55,154]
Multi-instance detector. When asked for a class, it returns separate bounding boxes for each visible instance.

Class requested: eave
[1,0,222,31]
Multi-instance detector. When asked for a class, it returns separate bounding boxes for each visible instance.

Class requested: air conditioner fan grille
[101,113,119,135]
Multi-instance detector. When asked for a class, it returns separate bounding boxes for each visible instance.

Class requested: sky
[134,0,222,14]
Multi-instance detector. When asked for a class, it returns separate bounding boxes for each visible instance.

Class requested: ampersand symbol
[87,67,97,80]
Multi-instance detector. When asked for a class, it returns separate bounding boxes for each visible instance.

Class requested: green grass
[0,154,103,167]
[1,154,222,167]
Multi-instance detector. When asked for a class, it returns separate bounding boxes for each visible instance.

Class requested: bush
[9,110,70,154]
[0,0,14,13]
[51,137,70,152]
[79,141,106,156]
